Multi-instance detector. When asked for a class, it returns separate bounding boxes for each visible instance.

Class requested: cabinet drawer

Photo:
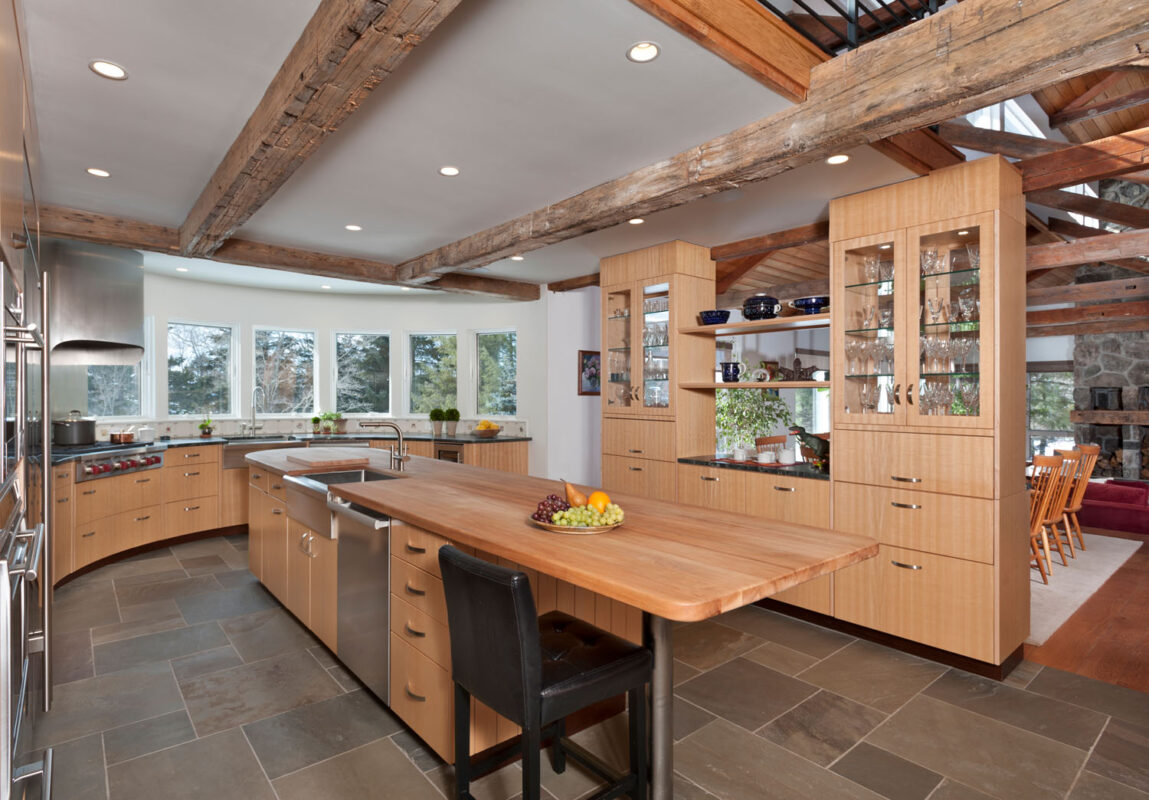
[114,505,165,549]
[169,444,219,465]
[391,521,451,577]
[834,482,994,563]
[52,466,74,488]
[163,462,220,501]
[745,473,830,527]
[835,429,994,498]
[75,476,129,524]
[390,633,453,762]
[124,471,163,508]
[602,455,676,502]
[676,464,744,512]
[74,516,117,569]
[163,496,220,538]
[602,418,675,461]
[249,467,268,491]
[391,593,451,669]
[267,473,288,502]
[392,559,448,624]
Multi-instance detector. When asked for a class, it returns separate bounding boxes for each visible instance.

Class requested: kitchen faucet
[244,386,266,438]
[357,420,407,471]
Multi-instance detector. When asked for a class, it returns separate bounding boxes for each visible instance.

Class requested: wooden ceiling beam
[936,121,1067,159]
[398,0,1149,282]
[1019,125,1149,191]
[425,272,540,301]
[547,273,600,292]
[1049,85,1149,128]
[867,128,965,176]
[1027,299,1149,327]
[711,220,830,262]
[1044,216,1149,272]
[178,0,463,258]
[1026,317,1149,337]
[1026,228,1149,272]
[1054,71,1126,117]
[1026,275,1149,306]
[716,254,768,294]
[1026,188,1149,229]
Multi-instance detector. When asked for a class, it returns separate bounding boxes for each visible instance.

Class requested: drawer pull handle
[252,472,262,479]
[134,515,151,522]
[405,685,427,702]
[404,623,427,638]
[405,543,427,554]
[627,449,644,454]
[184,471,200,477]
[82,490,96,496]
[56,497,68,504]
[405,582,426,597]
[890,476,921,483]
[272,483,283,490]
[700,476,719,482]
[184,505,200,512]
[56,471,68,479]
[271,508,284,516]
[135,478,150,484]
[890,501,921,510]
[628,466,644,472]
[890,560,923,571]
[773,486,795,493]
[185,453,201,458]
[893,383,901,406]
[81,531,95,538]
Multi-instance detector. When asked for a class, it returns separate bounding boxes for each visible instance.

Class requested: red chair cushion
[1083,482,1149,505]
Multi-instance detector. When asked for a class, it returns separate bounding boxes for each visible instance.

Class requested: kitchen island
[246,448,876,799]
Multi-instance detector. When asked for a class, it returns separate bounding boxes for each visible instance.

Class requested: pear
[561,479,588,508]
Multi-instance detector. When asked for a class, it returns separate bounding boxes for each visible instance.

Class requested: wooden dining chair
[1028,454,1063,584]
[755,434,788,455]
[1038,452,1077,571]
[1061,443,1099,553]
[1051,449,1084,559]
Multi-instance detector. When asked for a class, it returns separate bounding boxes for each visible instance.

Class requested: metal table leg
[647,614,673,800]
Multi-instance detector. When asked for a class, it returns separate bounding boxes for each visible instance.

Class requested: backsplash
[95,417,528,441]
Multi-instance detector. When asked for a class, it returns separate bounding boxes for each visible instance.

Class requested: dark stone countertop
[677,455,830,481]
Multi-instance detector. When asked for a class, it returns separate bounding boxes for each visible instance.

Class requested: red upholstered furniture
[1078,479,1149,535]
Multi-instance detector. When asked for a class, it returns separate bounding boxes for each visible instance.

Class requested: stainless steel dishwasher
[327,493,391,705]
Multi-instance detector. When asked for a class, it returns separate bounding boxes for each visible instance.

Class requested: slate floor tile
[427,760,524,800]
[327,662,366,692]
[1026,666,1149,729]
[214,569,259,589]
[759,690,886,766]
[1070,770,1149,800]
[111,568,190,589]
[714,605,855,659]
[117,597,183,624]
[103,710,197,765]
[53,627,94,685]
[742,640,821,676]
[673,774,720,800]
[272,738,442,800]
[677,657,817,732]
[830,742,942,800]
[797,640,946,714]
[390,729,445,772]
[179,554,231,575]
[926,781,995,800]
[54,579,121,634]
[48,732,107,800]
[673,659,700,686]
[924,668,1108,750]
[90,613,187,647]
[1001,659,1043,690]
[170,645,245,682]
[174,582,276,624]
[220,608,317,662]
[673,620,763,671]
[114,574,220,609]
[93,621,228,674]
[866,695,1086,799]
[1086,717,1149,794]
[674,697,717,742]
[107,728,275,800]
[243,690,401,779]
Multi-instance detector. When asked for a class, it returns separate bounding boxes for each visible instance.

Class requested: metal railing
[754,0,943,56]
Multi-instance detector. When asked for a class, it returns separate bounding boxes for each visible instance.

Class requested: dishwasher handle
[326,495,390,530]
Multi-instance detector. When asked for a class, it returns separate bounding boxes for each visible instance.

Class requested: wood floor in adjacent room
[1024,531,1149,694]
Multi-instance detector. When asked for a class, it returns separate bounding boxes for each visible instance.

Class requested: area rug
[1027,533,1142,645]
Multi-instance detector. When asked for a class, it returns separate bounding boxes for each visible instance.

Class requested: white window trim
[332,330,392,417]
[166,318,240,419]
[252,325,319,418]
[406,330,458,417]
[91,315,156,422]
[474,327,519,420]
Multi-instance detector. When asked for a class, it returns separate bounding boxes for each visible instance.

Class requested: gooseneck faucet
[357,420,407,471]
[246,385,265,438]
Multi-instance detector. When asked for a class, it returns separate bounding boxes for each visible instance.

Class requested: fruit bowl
[698,309,730,325]
[473,427,500,438]
[528,518,623,535]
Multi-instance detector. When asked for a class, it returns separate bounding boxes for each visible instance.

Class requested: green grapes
[550,503,625,527]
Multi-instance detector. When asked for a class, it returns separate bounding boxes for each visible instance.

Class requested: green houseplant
[198,417,213,437]
[311,415,322,434]
[429,407,445,436]
[715,362,792,454]
[444,407,461,436]
[319,411,345,434]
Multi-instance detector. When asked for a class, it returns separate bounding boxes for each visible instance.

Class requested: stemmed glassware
[844,340,861,375]
[966,244,981,270]
[863,255,880,283]
[861,304,876,329]
[960,381,980,415]
[877,338,894,374]
[958,288,977,322]
[921,248,939,275]
[926,296,944,324]
[879,308,893,328]
[879,260,894,282]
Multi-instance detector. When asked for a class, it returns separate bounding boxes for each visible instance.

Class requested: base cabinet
[602,455,675,502]
[310,533,338,651]
[262,494,288,603]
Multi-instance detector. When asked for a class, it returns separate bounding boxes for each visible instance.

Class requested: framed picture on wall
[578,350,601,396]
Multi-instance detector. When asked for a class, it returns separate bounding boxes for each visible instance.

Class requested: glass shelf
[921,267,979,281]
[844,372,894,379]
[919,371,981,378]
[845,326,894,335]
[920,321,980,331]
[607,346,630,352]
[643,343,669,350]
[844,279,894,290]
[606,314,630,321]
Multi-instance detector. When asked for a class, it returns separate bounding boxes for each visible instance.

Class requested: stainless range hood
[45,240,145,365]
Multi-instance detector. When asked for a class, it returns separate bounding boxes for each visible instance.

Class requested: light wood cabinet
[602,418,676,461]
[834,428,994,499]
[677,463,745,513]
[462,441,528,474]
[391,593,451,668]
[262,494,289,603]
[771,574,832,616]
[73,516,116,571]
[744,472,830,528]
[392,558,448,624]
[163,461,220,502]
[390,632,454,760]
[286,518,312,628]
[310,532,338,651]
[164,496,220,539]
[116,506,164,549]
[52,467,74,583]
[220,468,248,527]
[390,520,449,577]
[247,482,264,580]
[602,455,676,503]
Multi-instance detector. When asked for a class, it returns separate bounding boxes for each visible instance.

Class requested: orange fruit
[587,490,610,513]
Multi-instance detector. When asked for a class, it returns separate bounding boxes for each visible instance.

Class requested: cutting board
[286,447,370,469]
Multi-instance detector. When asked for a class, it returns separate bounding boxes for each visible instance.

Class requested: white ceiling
[24,0,910,292]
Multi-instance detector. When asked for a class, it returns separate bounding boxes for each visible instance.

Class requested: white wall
[544,286,602,485]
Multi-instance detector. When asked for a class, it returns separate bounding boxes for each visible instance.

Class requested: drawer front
[834,482,994,563]
[602,417,675,461]
[745,473,830,527]
[390,633,453,762]
[123,471,163,509]
[114,505,165,549]
[170,444,220,465]
[391,593,451,669]
[75,476,129,524]
[391,521,451,577]
[74,517,117,569]
[163,496,221,538]
[52,466,74,489]
[164,462,220,501]
[249,467,268,491]
[835,429,994,498]
[267,473,288,502]
[676,464,744,513]
[392,558,448,624]
[602,455,676,502]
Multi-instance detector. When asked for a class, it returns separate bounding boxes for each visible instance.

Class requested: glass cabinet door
[603,286,635,410]
[909,215,993,429]
[836,232,905,427]
[639,282,671,413]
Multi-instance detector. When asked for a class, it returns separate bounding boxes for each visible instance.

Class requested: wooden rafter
[547,273,600,292]
[1026,275,1149,306]
[1054,71,1126,117]
[179,0,463,258]
[867,128,965,176]
[1027,299,1149,327]
[1026,188,1149,229]
[1019,125,1149,191]
[1026,317,1149,337]
[1026,228,1149,272]
[936,122,1066,159]
[397,0,1149,282]
[1044,216,1149,273]
[1049,85,1149,128]
[715,254,767,294]
[711,221,830,262]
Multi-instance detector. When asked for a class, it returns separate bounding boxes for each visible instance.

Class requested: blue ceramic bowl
[743,294,781,320]
[699,309,730,325]
[790,296,830,315]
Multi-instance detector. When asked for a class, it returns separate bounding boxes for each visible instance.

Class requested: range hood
[45,240,145,365]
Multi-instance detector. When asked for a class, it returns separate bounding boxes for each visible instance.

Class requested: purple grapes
[531,493,571,522]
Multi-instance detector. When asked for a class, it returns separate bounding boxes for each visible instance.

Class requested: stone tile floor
[31,534,1149,800]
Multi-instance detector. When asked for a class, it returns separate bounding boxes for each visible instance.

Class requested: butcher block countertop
[245,449,877,622]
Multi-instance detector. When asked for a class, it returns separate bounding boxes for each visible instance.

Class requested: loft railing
[754,0,944,56]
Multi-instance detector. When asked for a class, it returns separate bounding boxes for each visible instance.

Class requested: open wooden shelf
[680,381,831,390]
[1070,410,1149,425]
[679,313,831,337]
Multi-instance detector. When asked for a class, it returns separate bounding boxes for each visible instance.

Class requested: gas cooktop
[53,442,159,456]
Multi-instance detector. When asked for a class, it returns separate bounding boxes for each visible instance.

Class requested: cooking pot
[53,410,96,446]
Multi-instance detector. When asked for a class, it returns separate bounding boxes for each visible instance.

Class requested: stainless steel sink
[288,469,399,492]
[222,435,298,442]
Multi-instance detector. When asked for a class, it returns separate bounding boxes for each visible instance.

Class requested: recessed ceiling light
[344,224,362,232]
[401,287,411,292]
[826,154,850,165]
[86,167,111,177]
[438,166,460,177]
[879,244,891,250]
[957,230,970,236]
[175,267,188,272]
[510,255,524,262]
[628,218,644,225]
[89,60,128,80]
[626,42,660,63]
[321,285,332,290]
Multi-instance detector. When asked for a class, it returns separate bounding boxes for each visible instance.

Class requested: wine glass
[844,340,860,374]
[879,308,893,328]
[859,381,873,414]
[863,255,880,283]
[958,289,976,322]
[861,304,876,329]
[927,296,944,324]
[921,248,939,275]
[966,243,981,270]
[960,381,980,415]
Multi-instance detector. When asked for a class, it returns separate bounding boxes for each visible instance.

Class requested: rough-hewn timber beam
[397,0,1149,282]
[427,272,540,301]
[547,273,600,292]
[1054,71,1126,117]
[1049,85,1149,128]
[1044,216,1149,272]
[1019,125,1149,191]
[1026,317,1149,337]
[1026,228,1149,271]
[936,122,1067,159]
[711,221,830,262]
[1026,275,1149,306]
[715,254,768,295]
[179,0,463,258]
[1027,299,1149,327]
[1027,188,1149,229]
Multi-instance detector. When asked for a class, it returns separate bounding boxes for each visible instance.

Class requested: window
[476,330,517,416]
[254,328,316,414]
[88,365,141,417]
[336,332,390,414]
[1027,370,1075,457]
[168,322,233,416]
[409,333,456,413]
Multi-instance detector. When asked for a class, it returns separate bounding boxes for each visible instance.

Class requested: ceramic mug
[732,446,751,461]
[721,362,741,383]
[778,451,796,465]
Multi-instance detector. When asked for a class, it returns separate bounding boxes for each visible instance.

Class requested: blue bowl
[699,309,730,325]
[790,296,830,315]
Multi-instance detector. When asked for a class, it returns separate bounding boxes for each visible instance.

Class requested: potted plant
[311,415,322,434]
[198,417,214,437]
[429,407,445,436]
[444,407,460,436]
[715,361,792,456]
[319,411,345,435]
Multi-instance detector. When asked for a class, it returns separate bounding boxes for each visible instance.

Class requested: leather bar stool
[439,545,652,800]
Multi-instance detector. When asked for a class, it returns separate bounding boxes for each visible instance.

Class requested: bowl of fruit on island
[473,419,500,438]
[529,481,625,534]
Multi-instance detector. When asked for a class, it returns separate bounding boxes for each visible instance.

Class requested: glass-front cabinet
[602,279,674,417]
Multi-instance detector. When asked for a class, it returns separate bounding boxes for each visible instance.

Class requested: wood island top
[246,448,877,622]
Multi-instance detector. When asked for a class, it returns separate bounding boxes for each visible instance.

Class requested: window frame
[166,317,239,419]
[252,325,319,418]
[406,329,458,416]
[1024,363,1075,458]
[473,327,519,420]
[332,329,392,417]
[86,315,156,422]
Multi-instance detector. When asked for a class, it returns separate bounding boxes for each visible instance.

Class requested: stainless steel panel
[332,502,390,705]
[284,484,331,538]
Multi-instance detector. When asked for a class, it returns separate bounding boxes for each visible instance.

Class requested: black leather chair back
[439,545,542,724]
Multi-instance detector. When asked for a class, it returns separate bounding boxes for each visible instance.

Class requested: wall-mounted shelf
[679,313,831,337]
[680,381,830,390]
[1070,410,1149,425]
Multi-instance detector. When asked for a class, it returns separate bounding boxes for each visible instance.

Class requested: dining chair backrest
[1029,454,1064,535]
[1064,443,1100,512]
[755,434,789,454]
[1044,449,1081,524]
